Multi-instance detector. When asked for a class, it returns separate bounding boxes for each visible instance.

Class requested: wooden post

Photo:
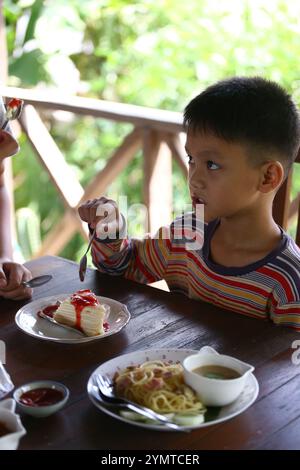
[143,129,172,234]
[163,132,188,178]
[296,204,300,247]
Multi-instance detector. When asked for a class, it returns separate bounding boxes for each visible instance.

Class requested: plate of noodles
[87,348,259,431]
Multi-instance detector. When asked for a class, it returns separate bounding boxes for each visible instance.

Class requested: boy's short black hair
[183,76,300,172]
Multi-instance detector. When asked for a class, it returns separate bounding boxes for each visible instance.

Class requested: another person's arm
[0,161,13,261]
[0,131,32,300]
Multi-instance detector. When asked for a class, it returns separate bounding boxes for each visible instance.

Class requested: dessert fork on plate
[93,373,187,432]
[38,312,85,336]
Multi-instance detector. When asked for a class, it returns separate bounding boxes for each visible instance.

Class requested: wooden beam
[20,105,84,208]
[0,85,183,134]
[33,210,87,258]
[143,130,172,234]
[163,132,188,178]
[81,128,142,201]
[32,128,142,256]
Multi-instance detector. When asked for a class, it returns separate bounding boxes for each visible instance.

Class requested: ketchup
[37,301,60,319]
[19,388,64,407]
[7,98,22,109]
[70,289,99,330]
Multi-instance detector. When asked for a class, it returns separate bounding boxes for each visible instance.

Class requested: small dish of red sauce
[13,380,69,418]
[19,387,64,407]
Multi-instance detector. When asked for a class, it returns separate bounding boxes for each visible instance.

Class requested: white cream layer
[54,298,105,336]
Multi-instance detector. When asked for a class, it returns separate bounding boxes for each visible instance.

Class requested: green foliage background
[4,0,300,261]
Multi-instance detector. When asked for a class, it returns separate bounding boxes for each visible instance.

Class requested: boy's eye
[207,160,220,170]
[187,154,194,164]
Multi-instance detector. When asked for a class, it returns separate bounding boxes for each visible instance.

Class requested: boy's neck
[216,214,280,249]
[209,205,282,267]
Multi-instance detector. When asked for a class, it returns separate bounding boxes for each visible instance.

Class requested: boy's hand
[0,130,19,160]
[0,260,33,300]
[78,197,122,239]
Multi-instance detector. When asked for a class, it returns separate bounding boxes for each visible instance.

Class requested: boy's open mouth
[192,196,206,207]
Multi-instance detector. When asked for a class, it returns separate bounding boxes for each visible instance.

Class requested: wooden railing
[0,85,299,257]
[0,86,188,257]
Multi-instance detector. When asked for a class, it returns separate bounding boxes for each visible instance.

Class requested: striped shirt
[91,214,300,330]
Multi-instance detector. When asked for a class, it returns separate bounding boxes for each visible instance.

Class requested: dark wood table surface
[1,255,300,450]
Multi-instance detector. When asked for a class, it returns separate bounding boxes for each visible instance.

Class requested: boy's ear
[0,130,19,160]
[258,161,284,193]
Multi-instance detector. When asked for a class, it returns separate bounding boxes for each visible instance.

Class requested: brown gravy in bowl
[192,365,241,380]
[0,421,12,437]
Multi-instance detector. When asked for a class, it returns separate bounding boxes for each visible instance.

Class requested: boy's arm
[91,224,173,284]
[79,198,203,285]
[91,212,203,284]
[269,287,300,331]
[79,197,173,283]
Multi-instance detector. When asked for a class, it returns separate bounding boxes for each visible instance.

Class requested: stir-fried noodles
[113,360,205,414]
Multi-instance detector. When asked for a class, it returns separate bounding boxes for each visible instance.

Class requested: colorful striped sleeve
[269,294,300,330]
[91,224,174,284]
[268,250,300,330]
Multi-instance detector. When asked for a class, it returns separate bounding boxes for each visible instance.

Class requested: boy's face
[185,130,263,223]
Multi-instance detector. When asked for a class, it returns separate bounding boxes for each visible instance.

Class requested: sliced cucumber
[173,413,205,426]
[120,410,150,421]
[119,410,175,423]
[120,410,204,427]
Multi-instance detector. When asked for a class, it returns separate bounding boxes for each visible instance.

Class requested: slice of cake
[54,289,107,336]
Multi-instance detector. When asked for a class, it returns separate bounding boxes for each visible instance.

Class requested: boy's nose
[189,174,206,191]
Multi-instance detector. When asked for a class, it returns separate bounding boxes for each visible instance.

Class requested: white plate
[87,348,259,431]
[15,294,130,344]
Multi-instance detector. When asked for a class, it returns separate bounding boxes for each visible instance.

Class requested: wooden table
[1,255,299,450]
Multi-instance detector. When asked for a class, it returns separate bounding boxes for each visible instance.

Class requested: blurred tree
[4,0,300,260]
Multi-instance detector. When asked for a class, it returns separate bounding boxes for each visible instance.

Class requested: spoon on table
[22,275,53,289]
[1,98,24,130]
[79,230,96,282]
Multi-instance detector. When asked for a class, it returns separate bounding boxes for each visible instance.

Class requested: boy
[0,98,32,300]
[78,77,300,329]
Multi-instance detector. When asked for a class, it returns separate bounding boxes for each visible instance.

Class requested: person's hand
[0,260,33,300]
[78,197,122,239]
[0,129,19,160]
